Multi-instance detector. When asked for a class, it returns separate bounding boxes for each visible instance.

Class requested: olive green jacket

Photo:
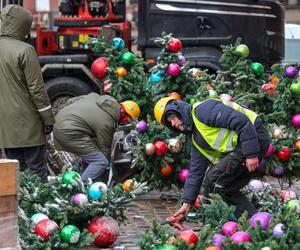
[0,5,54,148]
[53,94,120,159]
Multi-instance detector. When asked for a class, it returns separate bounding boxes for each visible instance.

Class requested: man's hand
[245,157,259,172]
[45,125,53,135]
[168,203,191,222]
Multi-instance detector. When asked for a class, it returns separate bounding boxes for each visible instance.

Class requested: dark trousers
[5,145,48,183]
[204,123,270,218]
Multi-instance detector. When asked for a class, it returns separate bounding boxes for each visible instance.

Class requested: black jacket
[164,99,262,203]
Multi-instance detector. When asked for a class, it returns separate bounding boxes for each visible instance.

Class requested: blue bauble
[31,213,49,226]
[88,182,103,200]
[149,71,163,83]
[111,37,125,51]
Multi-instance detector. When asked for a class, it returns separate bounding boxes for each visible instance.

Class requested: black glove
[45,125,53,135]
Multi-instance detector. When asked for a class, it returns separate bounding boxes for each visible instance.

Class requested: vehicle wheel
[46,77,93,114]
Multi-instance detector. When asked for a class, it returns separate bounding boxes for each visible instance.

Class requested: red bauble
[91,57,108,79]
[178,229,199,246]
[193,194,204,209]
[34,219,59,241]
[154,140,168,156]
[161,163,173,177]
[167,38,182,53]
[261,83,276,94]
[88,216,119,248]
[276,147,291,162]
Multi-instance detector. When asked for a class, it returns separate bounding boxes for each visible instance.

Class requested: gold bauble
[188,68,201,79]
[168,138,182,154]
[294,140,300,152]
[122,179,135,192]
[272,128,284,139]
[145,143,155,156]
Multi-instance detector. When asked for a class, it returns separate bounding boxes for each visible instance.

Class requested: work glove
[45,125,53,135]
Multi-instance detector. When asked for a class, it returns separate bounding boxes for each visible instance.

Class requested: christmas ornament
[60,225,80,244]
[153,243,177,250]
[97,182,108,192]
[249,212,272,230]
[244,102,251,109]
[270,75,280,85]
[285,66,298,78]
[256,160,266,172]
[219,93,234,102]
[193,194,204,209]
[161,163,173,177]
[62,171,81,186]
[206,247,221,250]
[272,223,285,237]
[261,83,276,94]
[71,193,88,207]
[231,231,251,243]
[286,199,300,213]
[167,38,182,53]
[123,179,135,192]
[120,51,135,65]
[154,140,168,156]
[189,97,196,105]
[30,213,49,226]
[91,57,108,79]
[178,54,186,66]
[111,37,125,51]
[221,221,238,236]
[261,247,272,250]
[276,146,291,162]
[248,179,264,192]
[34,219,59,241]
[251,62,264,76]
[290,82,300,95]
[88,216,119,248]
[291,114,300,128]
[213,233,225,248]
[145,143,155,156]
[88,182,103,200]
[168,138,182,153]
[167,92,182,100]
[136,120,148,133]
[116,67,127,78]
[265,144,274,158]
[188,68,201,79]
[178,229,198,246]
[280,190,296,202]
[209,89,218,97]
[179,168,189,183]
[272,166,284,176]
[272,127,284,139]
[294,139,300,152]
[235,44,249,57]
[149,71,163,83]
[167,63,181,77]
[103,80,112,94]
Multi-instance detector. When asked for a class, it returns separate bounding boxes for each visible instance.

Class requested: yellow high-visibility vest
[191,99,258,164]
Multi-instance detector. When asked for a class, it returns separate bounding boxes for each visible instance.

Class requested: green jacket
[53,93,120,160]
[0,5,54,148]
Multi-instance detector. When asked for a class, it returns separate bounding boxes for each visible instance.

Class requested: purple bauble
[167,63,181,77]
[272,223,285,237]
[231,231,251,243]
[249,212,272,230]
[244,102,251,109]
[248,179,264,192]
[179,168,189,183]
[272,166,284,177]
[221,221,238,236]
[257,160,266,172]
[285,66,298,78]
[265,144,274,158]
[213,233,225,247]
[136,120,148,133]
[178,54,186,66]
[71,193,88,207]
[291,114,300,129]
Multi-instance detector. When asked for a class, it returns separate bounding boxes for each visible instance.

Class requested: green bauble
[286,199,300,213]
[235,44,249,58]
[250,62,264,76]
[62,171,81,186]
[290,82,300,96]
[120,51,135,65]
[152,243,177,250]
[60,225,80,244]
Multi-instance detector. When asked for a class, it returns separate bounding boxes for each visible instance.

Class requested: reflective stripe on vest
[191,99,258,164]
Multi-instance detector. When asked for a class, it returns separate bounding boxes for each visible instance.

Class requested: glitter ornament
[60,225,80,244]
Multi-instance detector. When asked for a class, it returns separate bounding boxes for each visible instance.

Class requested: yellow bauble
[122,179,134,192]
[116,67,127,77]
[294,140,300,152]
[145,143,155,156]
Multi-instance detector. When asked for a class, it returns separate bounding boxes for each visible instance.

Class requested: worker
[154,97,270,218]
[53,93,140,183]
[0,5,55,183]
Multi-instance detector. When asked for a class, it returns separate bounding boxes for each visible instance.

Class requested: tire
[45,77,93,114]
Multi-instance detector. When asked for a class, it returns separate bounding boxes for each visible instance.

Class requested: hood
[163,100,193,133]
[0,5,33,41]
[96,94,120,123]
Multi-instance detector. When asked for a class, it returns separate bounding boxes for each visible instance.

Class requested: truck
[284,23,300,65]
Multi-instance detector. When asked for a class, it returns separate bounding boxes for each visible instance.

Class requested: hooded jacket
[164,99,262,204]
[53,93,120,160]
[0,5,54,148]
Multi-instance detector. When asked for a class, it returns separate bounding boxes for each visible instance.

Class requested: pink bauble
[71,193,88,207]
[280,190,297,202]
[231,231,251,243]
[291,114,300,128]
[219,93,234,102]
[221,221,238,236]
[249,212,272,230]
[179,168,189,183]
[265,144,274,158]
[167,63,181,77]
